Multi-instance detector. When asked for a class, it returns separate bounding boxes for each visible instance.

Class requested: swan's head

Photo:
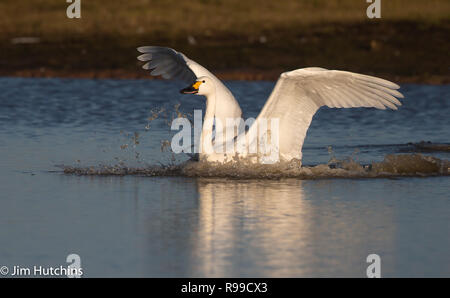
[180,76,214,96]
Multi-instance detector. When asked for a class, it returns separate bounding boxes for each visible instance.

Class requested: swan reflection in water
[190,178,395,277]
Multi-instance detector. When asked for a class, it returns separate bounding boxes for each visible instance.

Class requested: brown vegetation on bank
[0,0,449,83]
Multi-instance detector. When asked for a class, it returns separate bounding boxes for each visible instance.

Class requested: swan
[137,46,404,164]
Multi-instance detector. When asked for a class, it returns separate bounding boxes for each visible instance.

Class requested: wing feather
[250,68,404,162]
[348,71,400,89]
[137,46,217,83]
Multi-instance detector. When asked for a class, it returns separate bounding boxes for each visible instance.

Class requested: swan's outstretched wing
[137,46,216,82]
[250,68,404,161]
[137,46,243,144]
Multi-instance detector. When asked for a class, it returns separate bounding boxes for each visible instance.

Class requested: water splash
[62,153,449,179]
[63,100,450,180]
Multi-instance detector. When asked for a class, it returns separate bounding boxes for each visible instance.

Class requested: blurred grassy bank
[0,0,449,83]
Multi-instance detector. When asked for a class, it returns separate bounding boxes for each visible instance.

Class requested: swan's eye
[202,80,205,83]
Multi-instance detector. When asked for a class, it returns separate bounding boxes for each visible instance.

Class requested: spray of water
[62,104,450,179]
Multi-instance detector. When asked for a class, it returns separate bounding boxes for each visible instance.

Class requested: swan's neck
[200,93,216,155]
[199,81,242,160]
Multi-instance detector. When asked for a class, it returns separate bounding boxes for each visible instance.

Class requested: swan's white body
[137,46,404,164]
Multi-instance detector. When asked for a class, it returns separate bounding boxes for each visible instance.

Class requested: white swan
[137,46,404,164]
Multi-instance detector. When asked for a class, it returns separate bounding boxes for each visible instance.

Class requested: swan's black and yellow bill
[180,81,202,94]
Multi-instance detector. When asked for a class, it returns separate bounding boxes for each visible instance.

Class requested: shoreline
[2,19,448,85]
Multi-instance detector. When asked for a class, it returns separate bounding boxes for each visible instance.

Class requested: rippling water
[0,77,448,277]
